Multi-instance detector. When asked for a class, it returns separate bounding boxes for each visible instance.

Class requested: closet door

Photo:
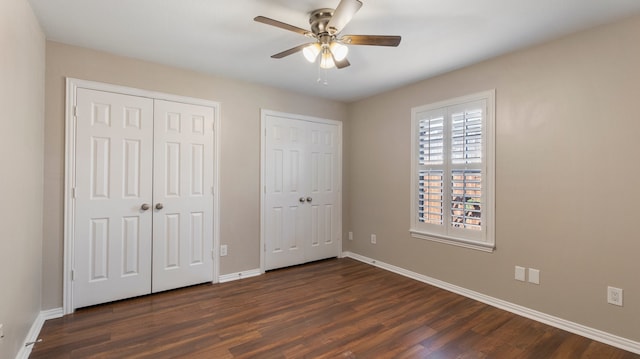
[305,121,341,262]
[72,89,215,309]
[264,116,308,270]
[263,112,341,271]
[152,100,215,292]
[74,88,154,308]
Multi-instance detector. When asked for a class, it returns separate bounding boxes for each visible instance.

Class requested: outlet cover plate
[348,231,353,240]
[220,245,228,257]
[528,268,540,284]
[607,286,623,306]
[370,234,377,244]
[515,266,526,281]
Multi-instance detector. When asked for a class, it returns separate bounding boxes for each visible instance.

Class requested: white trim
[15,308,64,359]
[63,78,221,314]
[218,269,262,283]
[409,230,494,252]
[259,109,343,273]
[342,251,640,355]
[212,104,221,286]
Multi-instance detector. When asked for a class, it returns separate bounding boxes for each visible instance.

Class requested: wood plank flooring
[31,258,639,358]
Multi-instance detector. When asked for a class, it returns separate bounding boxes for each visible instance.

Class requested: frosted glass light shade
[303,43,321,62]
[330,42,348,61]
[319,51,335,69]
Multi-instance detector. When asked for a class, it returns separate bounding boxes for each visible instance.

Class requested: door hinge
[71,269,75,281]
[72,187,76,199]
[73,106,77,117]
[211,186,215,195]
[211,250,214,260]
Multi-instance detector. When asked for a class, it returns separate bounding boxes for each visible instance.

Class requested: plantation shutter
[449,102,483,233]
[411,90,494,251]
[417,111,446,230]
[413,100,486,240]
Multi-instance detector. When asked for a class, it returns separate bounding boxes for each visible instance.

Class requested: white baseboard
[16,307,63,359]
[218,268,262,283]
[342,251,640,355]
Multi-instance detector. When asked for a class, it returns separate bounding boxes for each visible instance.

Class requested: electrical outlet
[607,286,623,306]
[220,245,228,257]
[528,268,540,285]
[370,234,377,244]
[348,231,353,240]
[0,323,4,339]
[515,266,526,281]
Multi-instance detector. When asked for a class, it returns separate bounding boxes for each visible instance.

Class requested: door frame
[259,109,343,273]
[63,78,221,314]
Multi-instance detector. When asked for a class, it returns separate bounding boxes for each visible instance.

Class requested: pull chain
[317,65,329,86]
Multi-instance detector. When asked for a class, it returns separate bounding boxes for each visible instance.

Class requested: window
[410,90,495,251]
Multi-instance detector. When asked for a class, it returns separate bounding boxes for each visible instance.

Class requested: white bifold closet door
[263,113,341,271]
[73,89,214,309]
[152,100,214,292]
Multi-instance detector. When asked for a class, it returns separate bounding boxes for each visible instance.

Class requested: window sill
[409,229,495,253]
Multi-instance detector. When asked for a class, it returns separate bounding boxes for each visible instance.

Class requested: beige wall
[344,15,640,341]
[42,42,349,309]
[0,0,45,357]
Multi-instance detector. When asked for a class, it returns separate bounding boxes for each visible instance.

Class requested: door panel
[264,114,341,270]
[306,122,340,262]
[74,88,154,308]
[152,100,214,292]
[264,117,307,270]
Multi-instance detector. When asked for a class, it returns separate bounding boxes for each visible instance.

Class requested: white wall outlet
[0,323,4,339]
[528,268,540,284]
[515,266,526,281]
[348,231,353,240]
[607,286,623,306]
[370,234,377,244]
[220,244,228,257]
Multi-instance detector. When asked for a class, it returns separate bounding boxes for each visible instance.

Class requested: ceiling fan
[254,0,401,70]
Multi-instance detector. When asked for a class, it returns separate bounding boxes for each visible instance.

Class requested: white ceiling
[28,0,640,102]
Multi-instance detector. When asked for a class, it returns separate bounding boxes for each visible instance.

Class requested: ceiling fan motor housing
[309,9,335,36]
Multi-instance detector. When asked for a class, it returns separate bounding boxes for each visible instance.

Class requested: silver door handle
[155,203,164,210]
[141,203,150,211]
[306,197,312,203]
[299,197,305,203]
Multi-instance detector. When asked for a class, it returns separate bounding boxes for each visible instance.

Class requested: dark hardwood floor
[32,258,639,358]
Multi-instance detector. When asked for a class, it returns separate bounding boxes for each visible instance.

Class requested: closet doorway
[64,79,220,313]
[261,110,342,271]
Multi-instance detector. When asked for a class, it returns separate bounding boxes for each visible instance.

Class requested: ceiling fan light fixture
[319,49,335,69]
[303,43,321,62]
[330,41,348,61]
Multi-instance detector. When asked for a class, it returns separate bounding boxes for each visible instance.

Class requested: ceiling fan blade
[271,43,313,59]
[327,0,363,34]
[342,35,402,47]
[333,55,350,69]
[254,16,311,37]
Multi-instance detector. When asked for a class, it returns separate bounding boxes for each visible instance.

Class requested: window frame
[410,90,495,252]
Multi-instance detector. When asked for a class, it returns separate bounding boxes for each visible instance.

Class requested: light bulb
[330,42,348,61]
[319,49,335,69]
[303,43,320,63]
